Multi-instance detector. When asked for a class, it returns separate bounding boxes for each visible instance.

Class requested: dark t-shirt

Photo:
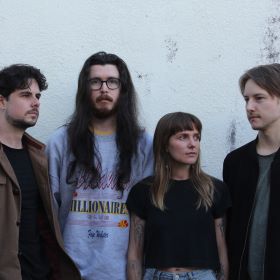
[126,176,231,270]
[4,145,50,280]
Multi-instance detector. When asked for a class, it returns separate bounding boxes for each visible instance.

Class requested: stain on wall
[227,119,236,152]
[261,13,280,62]
[135,71,151,95]
[164,38,178,63]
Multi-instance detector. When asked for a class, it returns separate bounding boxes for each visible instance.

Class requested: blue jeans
[143,269,217,280]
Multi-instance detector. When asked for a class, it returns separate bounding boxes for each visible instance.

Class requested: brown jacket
[0,133,81,280]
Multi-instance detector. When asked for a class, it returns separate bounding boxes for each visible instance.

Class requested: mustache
[248,113,259,118]
[26,109,39,115]
[96,95,113,102]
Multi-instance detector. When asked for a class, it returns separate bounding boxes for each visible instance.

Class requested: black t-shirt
[126,176,231,270]
[4,145,50,280]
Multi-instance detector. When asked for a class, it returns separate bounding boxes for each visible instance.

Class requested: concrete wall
[1,0,280,178]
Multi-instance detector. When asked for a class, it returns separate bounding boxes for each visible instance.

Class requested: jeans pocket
[210,271,217,280]
[206,270,217,280]
[192,270,217,280]
[143,268,156,280]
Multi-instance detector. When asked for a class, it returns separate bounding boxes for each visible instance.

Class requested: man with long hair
[0,64,81,280]
[46,52,153,280]
[223,63,280,279]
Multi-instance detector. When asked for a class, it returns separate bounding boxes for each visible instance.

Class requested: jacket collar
[0,133,45,189]
[248,136,280,162]
[22,132,45,151]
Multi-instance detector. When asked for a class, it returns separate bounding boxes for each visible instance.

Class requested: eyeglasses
[88,78,121,90]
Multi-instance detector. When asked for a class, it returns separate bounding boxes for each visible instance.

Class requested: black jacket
[223,139,280,280]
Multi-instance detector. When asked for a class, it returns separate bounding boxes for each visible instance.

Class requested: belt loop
[153,269,158,280]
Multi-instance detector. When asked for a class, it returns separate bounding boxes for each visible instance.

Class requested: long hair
[67,52,141,191]
[152,112,214,211]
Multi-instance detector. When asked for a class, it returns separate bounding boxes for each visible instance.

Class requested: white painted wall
[1,0,280,178]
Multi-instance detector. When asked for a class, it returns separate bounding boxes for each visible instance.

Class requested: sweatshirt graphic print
[46,127,153,280]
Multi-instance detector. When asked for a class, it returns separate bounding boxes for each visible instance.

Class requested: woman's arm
[215,216,229,280]
[127,213,146,280]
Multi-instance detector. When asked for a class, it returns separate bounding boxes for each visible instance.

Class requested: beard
[6,114,37,130]
[92,107,118,119]
[91,96,119,119]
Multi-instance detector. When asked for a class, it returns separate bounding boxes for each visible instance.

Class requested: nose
[100,81,109,92]
[246,99,255,112]
[188,138,196,148]
[32,96,40,107]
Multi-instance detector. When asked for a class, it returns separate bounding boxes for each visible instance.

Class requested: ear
[0,95,7,109]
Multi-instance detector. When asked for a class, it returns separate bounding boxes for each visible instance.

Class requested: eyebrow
[19,90,32,93]
[243,92,266,97]
[18,89,41,95]
[89,76,119,80]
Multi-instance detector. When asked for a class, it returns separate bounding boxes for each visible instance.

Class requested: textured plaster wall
[1,0,280,178]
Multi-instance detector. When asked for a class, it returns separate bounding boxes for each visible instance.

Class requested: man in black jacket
[223,64,280,280]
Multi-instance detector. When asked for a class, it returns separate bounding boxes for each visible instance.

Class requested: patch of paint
[209,54,222,63]
[137,72,148,80]
[227,120,236,152]
[261,13,280,63]
[135,71,151,95]
[164,38,178,63]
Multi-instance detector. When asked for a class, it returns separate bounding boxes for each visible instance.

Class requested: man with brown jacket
[0,64,81,280]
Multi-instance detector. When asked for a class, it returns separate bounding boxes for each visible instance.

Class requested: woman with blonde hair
[126,112,230,280]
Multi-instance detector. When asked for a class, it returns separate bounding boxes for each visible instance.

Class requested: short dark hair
[239,63,280,97]
[0,64,48,97]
